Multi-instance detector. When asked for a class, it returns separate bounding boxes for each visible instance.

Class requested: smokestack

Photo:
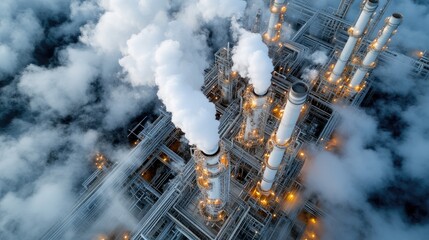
[263,0,287,43]
[349,13,403,90]
[329,0,378,83]
[195,143,229,221]
[252,9,262,34]
[231,24,274,147]
[260,82,308,192]
[217,44,237,104]
[240,87,271,146]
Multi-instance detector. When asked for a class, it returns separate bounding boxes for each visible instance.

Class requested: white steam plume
[231,20,273,95]
[154,40,219,153]
[307,50,329,65]
[119,0,246,153]
[301,68,319,82]
[301,50,328,81]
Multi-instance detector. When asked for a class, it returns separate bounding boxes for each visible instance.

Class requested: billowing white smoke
[231,20,273,95]
[301,68,319,82]
[308,50,329,65]
[154,40,219,153]
[118,0,246,153]
[197,0,246,21]
[301,50,328,81]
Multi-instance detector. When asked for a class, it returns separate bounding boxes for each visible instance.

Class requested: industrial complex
[41,0,429,239]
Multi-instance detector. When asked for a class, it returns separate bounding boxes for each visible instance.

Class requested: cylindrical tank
[265,0,286,42]
[195,143,229,221]
[244,90,268,142]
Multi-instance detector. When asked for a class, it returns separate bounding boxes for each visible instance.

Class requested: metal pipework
[264,0,287,43]
[349,13,402,89]
[260,82,308,192]
[195,143,229,221]
[329,0,378,83]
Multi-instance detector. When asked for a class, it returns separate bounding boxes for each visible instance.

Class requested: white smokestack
[201,146,222,201]
[195,143,229,220]
[232,22,273,96]
[154,40,219,154]
[264,0,287,43]
[243,90,269,142]
[349,13,403,89]
[329,0,378,83]
[260,82,308,192]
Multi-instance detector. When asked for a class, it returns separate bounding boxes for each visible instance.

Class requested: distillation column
[252,9,262,33]
[216,44,237,104]
[239,86,272,147]
[260,82,308,192]
[264,0,287,43]
[349,13,402,90]
[329,0,378,83]
[194,143,229,221]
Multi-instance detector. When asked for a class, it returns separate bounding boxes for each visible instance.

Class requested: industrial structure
[41,0,428,239]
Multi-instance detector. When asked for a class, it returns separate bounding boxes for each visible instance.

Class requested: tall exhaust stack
[217,44,238,104]
[349,13,402,90]
[239,86,271,147]
[263,0,287,43]
[260,82,308,193]
[329,0,378,83]
[194,143,229,221]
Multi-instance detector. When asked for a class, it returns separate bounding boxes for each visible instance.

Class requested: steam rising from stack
[232,23,273,96]
[232,22,274,145]
[154,40,220,155]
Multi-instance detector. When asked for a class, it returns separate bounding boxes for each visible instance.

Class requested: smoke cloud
[118,0,246,153]
[154,40,219,153]
[301,50,328,82]
[231,19,273,95]
[307,50,329,66]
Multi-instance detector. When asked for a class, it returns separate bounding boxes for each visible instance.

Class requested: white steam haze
[0,0,429,239]
[231,19,273,95]
[301,50,328,81]
[307,50,329,66]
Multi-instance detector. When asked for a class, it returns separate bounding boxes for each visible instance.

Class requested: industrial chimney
[329,0,378,83]
[349,13,403,90]
[216,44,238,104]
[264,0,287,43]
[239,86,272,147]
[194,142,229,221]
[259,82,308,193]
